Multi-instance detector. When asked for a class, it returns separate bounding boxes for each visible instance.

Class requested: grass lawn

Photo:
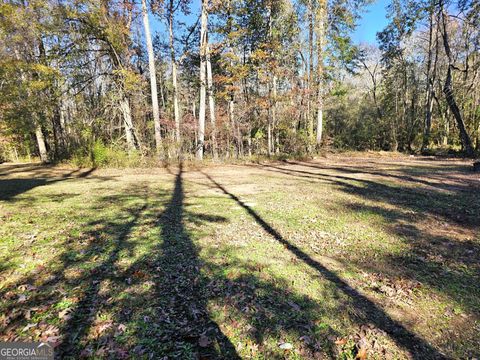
[0,154,479,359]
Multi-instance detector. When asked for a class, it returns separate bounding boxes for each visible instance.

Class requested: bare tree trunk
[51,109,61,159]
[267,117,272,156]
[476,122,480,151]
[120,96,136,150]
[308,0,314,142]
[392,88,399,151]
[59,92,69,149]
[35,122,48,163]
[422,6,436,152]
[440,6,474,157]
[267,80,272,156]
[443,108,450,145]
[315,0,327,145]
[158,65,166,110]
[142,0,162,153]
[168,3,181,143]
[193,96,198,151]
[267,6,275,156]
[206,43,218,159]
[316,97,324,144]
[229,96,237,156]
[272,75,279,154]
[444,67,474,155]
[197,0,208,160]
[225,0,236,158]
[192,98,197,120]
[238,119,244,156]
[359,56,383,122]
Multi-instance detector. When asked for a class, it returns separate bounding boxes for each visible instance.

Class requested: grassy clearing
[0,155,479,359]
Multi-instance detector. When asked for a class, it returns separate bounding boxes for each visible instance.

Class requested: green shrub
[92,141,109,166]
[69,141,158,168]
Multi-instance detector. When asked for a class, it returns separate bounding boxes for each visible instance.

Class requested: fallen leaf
[58,309,72,320]
[46,336,62,347]
[133,270,147,279]
[97,321,113,334]
[24,310,32,320]
[18,284,37,292]
[335,338,347,345]
[4,291,16,300]
[356,347,367,360]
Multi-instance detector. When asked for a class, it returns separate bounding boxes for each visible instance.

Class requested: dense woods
[0,0,479,164]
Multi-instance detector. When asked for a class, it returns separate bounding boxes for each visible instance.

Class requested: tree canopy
[0,0,478,163]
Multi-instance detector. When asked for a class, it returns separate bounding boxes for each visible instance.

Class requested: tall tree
[206,25,217,158]
[315,0,327,144]
[308,0,315,143]
[421,1,437,152]
[141,0,162,153]
[440,1,475,156]
[167,0,181,144]
[197,0,208,160]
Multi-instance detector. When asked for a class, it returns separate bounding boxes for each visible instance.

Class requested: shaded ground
[0,154,479,359]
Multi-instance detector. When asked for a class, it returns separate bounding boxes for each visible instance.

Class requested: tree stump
[474,161,480,172]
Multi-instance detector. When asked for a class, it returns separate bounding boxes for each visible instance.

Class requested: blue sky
[352,0,390,44]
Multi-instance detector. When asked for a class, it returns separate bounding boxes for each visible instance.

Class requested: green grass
[0,156,479,359]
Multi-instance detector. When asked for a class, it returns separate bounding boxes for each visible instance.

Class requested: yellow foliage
[113,69,142,92]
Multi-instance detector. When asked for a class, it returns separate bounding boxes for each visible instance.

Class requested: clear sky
[352,0,390,44]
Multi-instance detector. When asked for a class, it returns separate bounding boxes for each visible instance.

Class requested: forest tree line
[0,0,479,164]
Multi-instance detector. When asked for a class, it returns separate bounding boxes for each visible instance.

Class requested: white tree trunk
[308,0,314,143]
[169,12,181,143]
[206,43,218,159]
[120,96,136,150]
[35,123,48,163]
[316,107,323,144]
[229,97,235,150]
[197,0,208,160]
[192,97,198,149]
[316,0,327,145]
[142,0,162,153]
[272,75,278,154]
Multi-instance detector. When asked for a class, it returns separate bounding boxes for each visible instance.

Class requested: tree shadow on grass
[0,186,154,355]
[0,163,49,177]
[0,163,405,358]
[0,165,242,359]
[288,160,477,195]
[202,258,343,358]
[0,167,97,201]
[3,162,461,358]
[261,163,479,228]
[130,164,240,358]
[56,200,150,358]
[341,202,480,314]
[119,166,341,358]
[257,163,480,315]
[202,171,446,359]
